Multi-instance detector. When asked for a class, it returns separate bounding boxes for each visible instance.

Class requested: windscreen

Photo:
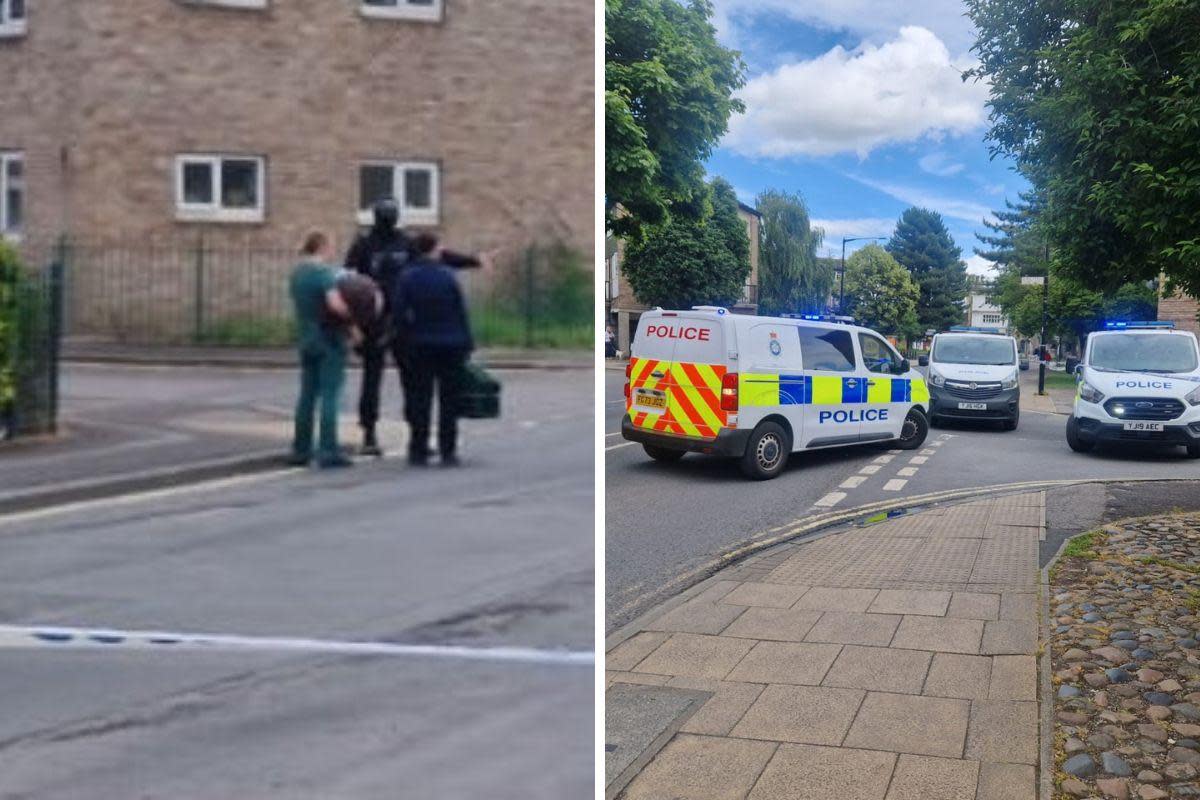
[1089,333,1199,373]
[932,336,1016,366]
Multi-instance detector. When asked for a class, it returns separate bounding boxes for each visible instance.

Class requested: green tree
[622,179,750,308]
[886,208,968,332]
[755,189,831,315]
[605,0,746,240]
[965,0,1200,296]
[842,244,921,340]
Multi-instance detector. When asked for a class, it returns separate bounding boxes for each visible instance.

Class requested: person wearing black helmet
[344,198,484,456]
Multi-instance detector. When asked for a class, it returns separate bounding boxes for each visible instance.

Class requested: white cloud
[918,152,966,177]
[810,217,895,250]
[712,0,978,56]
[725,27,990,160]
[965,254,995,275]
[846,173,995,224]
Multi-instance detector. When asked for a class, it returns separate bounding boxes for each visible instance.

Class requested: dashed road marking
[606,442,637,451]
[882,479,907,491]
[897,467,918,477]
[839,476,867,489]
[929,440,944,447]
[873,454,895,465]
[859,465,882,475]
[919,449,935,455]
[814,491,847,508]
[909,456,928,465]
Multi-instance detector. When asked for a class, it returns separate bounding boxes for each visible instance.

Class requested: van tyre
[1003,407,1019,431]
[895,408,929,450]
[740,421,791,480]
[643,444,686,463]
[1066,416,1094,453]
[1186,443,1200,459]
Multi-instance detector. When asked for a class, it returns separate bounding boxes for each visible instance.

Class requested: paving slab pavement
[606,492,1045,800]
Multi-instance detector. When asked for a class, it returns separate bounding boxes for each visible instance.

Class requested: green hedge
[0,242,55,438]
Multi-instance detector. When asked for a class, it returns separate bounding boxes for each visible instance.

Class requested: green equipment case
[459,361,501,419]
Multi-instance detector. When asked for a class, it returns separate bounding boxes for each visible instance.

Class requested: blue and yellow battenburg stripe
[740,374,928,407]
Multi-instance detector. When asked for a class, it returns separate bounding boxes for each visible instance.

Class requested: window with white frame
[0,0,26,37]
[0,152,23,237]
[981,313,1004,325]
[357,162,439,226]
[175,155,265,223]
[360,0,442,23]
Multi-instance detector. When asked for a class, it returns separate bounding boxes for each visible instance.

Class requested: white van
[1067,321,1200,457]
[918,328,1020,430]
[621,307,931,479]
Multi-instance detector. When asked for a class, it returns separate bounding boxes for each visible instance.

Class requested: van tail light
[624,361,632,403]
[721,372,739,412]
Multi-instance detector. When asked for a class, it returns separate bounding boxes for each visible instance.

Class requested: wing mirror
[917,355,929,367]
[1073,364,1084,379]
[895,359,910,375]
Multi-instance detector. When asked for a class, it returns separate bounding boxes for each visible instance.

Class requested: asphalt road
[606,367,1200,631]
[0,369,593,798]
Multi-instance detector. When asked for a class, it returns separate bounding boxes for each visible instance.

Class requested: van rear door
[628,312,727,439]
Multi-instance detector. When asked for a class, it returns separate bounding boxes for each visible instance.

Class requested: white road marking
[929,440,944,447]
[859,465,882,475]
[882,479,907,491]
[887,450,902,454]
[909,456,928,465]
[919,449,935,455]
[872,455,894,465]
[839,476,867,489]
[605,431,624,437]
[606,442,637,451]
[0,625,592,667]
[519,420,538,429]
[814,491,846,508]
[897,467,918,477]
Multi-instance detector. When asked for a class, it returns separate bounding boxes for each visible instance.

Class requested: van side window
[797,326,856,372]
[858,333,901,374]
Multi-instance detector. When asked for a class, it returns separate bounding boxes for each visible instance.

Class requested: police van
[918,327,1020,430]
[1067,321,1200,457]
[622,307,931,479]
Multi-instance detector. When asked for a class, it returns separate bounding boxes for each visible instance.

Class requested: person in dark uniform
[344,198,483,456]
[391,231,473,467]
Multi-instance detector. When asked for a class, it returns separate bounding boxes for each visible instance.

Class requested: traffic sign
[1021,276,1045,286]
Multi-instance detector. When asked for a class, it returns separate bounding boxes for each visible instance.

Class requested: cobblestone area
[1050,515,1200,799]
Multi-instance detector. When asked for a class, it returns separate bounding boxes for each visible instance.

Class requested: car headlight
[1186,385,1200,406]
[1001,370,1018,390]
[1079,382,1105,404]
[929,369,946,387]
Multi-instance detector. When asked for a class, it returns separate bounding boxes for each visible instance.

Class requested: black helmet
[372,198,399,232]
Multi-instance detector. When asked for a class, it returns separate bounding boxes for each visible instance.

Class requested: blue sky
[704,0,1027,274]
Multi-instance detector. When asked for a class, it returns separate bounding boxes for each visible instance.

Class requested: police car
[1066,321,1200,457]
[918,327,1020,430]
[622,307,931,479]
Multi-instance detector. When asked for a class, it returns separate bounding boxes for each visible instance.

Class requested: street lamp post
[839,236,888,314]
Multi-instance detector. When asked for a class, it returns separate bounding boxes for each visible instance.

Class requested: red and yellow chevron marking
[627,358,727,440]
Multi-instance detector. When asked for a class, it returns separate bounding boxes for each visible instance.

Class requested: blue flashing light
[1103,321,1175,330]
[781,313,856,324]
[948,326,1004,334]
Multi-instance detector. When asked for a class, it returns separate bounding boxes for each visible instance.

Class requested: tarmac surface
[0,365,594,798]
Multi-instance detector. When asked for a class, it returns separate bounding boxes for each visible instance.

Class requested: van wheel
[643,444,686,463]
[1186,443,1200,459]
[1066,416,1094,453]
[895,409,929,450]
[1003,407,1019,431]
[740,421,791,480]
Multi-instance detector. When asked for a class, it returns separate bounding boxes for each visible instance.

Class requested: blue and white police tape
[0,624,593,667]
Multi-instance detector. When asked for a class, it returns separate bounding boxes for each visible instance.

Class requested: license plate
[957,402,988,410]
[633,388,667,413]
[1122,421,1164,432]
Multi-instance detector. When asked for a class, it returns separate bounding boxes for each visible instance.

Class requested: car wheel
[739,421,791,480]
[896,408,929,450]
[1003,408,1019,431]
[1065,416,1094,453]
[643,444,686,463]
[1186,443,1200,459]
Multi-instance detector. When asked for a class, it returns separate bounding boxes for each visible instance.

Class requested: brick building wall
[0,0,593,338]
[1158,291,1200,336]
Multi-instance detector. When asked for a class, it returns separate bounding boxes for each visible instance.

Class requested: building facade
[1158,292,1200,336]
[606,202,762,356]
[0,0,593,339]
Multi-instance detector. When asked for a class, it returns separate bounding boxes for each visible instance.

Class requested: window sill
[359,5,442,23]
[0,22,27,38]
[176,208,265,225]
[177,0,268,10]
[355,210,440,228]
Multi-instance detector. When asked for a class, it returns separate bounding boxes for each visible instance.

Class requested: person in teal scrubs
[289,231,359,468]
